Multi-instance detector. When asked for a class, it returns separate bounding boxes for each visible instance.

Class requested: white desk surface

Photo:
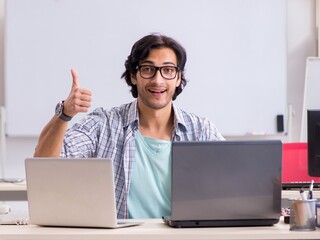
[0,182,27,201]
[282,190,320,199]
[0,218,319,240]
[0,182,27,191]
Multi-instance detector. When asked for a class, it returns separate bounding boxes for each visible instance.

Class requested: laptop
[25,158,142,228]
[282,142,320,189]
[163,140,282,228]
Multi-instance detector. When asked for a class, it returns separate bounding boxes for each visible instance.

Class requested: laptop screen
[170,140,282,223]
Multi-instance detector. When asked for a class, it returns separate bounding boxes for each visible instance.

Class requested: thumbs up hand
[63,68,92,117]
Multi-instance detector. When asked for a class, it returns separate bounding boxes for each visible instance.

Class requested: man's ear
[131,73,137,85]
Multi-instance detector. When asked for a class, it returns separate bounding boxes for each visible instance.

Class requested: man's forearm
[33,116,68,157]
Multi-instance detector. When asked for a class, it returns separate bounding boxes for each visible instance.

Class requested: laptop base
[162,217,279,228]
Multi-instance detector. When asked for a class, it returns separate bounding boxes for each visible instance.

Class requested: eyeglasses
[136,65,180,80]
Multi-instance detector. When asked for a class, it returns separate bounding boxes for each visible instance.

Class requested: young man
[34,34,224,219]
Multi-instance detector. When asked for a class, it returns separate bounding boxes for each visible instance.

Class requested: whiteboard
[301,57,320,142]
[4,0,287,136]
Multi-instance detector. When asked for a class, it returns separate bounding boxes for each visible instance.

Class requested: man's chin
[140,99,172,110]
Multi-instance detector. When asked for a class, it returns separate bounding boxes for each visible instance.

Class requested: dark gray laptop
[163,140,282,228]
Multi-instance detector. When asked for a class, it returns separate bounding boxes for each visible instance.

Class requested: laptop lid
[167,140,282,227]
[25,158,141,228]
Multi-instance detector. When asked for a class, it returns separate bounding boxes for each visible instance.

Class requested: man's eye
[142,66,153,72]
[163,67,174,73]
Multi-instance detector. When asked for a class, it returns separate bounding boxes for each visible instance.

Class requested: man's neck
[138,103,174,140]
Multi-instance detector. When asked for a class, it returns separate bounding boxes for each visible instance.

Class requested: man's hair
[121,34,187,100]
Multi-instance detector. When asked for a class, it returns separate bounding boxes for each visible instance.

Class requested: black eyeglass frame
[136,65,180,80]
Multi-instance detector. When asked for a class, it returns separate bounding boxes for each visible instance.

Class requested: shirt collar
[172,104,188,132]
[124,100,139,129]
[124,100,187,132]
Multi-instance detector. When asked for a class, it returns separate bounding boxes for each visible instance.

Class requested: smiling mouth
[149,89,166,94]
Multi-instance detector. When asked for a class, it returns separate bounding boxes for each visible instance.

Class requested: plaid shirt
[61,100,224,218]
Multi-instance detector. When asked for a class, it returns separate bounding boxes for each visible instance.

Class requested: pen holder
[315,202,320,227]
[289,199,316,231]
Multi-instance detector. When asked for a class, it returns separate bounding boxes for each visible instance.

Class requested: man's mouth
[149,89,166,94]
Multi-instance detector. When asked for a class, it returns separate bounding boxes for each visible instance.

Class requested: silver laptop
[25,158,142,228]
[163,140,282,228]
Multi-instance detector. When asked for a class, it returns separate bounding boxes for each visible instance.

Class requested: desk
[0,218,320,240]
[282,190,320,199]
[0,183,319,203]
[0,182,27,201]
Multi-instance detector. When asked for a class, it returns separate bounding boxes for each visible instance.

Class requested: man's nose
[150,69,164,82]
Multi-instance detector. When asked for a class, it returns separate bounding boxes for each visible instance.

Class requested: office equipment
[277,115,284,132]
[0,211,28,225]
[307,110,320,176]
[289,199,316,231]
[300,189,308,200]
[0,204,11,214]
[301,57,320,142]
[25,158,142,228]
[308,180,314,199]
[5,0,286,136]
[163,140,282,228]
[282,143,320,189]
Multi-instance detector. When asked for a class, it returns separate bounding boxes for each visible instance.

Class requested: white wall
[287,0,317,143]
[0,0,3,105]
[0,0,317,178]
[318,0,320,57]
[5,0,288,137]
[0,0,38,179]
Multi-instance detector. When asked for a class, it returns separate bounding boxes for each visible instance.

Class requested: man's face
[131,47,181,110]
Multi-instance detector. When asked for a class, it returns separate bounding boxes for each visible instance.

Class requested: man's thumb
[71,68,79,88]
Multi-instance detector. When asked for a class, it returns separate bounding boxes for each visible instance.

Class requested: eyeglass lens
[139,65,178,80]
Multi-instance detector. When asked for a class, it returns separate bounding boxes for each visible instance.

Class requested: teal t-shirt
[128,131,172,218]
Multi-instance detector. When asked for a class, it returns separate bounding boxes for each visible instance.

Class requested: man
[34,34,224,219]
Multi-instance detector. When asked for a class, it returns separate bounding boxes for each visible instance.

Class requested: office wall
[287,0,317,142]
[0,0,3,106]
[318,0,320,57]
[5,0,286,137]
[0,0,317,178]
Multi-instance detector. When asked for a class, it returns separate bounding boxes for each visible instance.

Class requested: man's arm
[33,69,92,157]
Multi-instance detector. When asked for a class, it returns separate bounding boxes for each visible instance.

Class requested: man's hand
[63,68,92,117]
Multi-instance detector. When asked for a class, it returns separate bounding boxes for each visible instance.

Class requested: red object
[282,142,320,183]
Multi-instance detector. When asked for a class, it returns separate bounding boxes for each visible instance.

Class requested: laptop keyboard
[282,182,320,189]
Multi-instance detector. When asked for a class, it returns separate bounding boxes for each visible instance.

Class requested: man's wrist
[55,101,73,122]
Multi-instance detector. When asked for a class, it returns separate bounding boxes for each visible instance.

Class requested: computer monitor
[307,110,320,177]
